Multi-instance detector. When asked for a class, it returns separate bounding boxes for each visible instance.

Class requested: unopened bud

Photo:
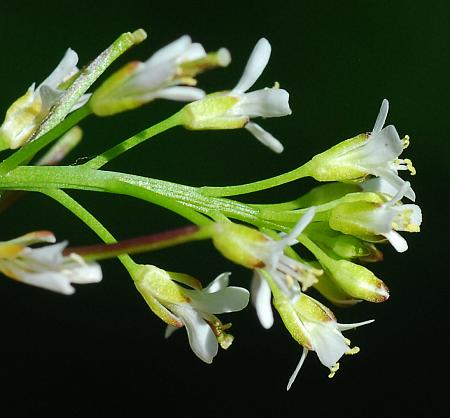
[328,259,389,303]
[211,222,268,269]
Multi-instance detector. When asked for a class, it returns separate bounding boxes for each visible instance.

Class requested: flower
[212,208,322,329]
[305,99,416,201]
[266,286,373,390]
[179,37,292,153]
[134,265,249,364]
[0,49,89,150]
[0,231,102,294]
[90,35,230,116]
[287,311,374,390]
[329,181,422,252]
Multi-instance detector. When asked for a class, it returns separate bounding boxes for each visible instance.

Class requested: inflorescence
[0,29,421,390]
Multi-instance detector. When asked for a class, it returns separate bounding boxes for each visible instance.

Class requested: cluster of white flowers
[0,31,421,391]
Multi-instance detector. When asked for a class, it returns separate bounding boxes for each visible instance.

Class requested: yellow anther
[328,362,340,378]
[402,135,410,149]
[406,224,420,233]
[346,346,360,355]
[273,81,280,89]
[344,338,351,345]
[285,274,295,289]
[404,158,416,175]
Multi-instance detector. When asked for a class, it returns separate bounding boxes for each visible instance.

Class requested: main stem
[0,165,285,230]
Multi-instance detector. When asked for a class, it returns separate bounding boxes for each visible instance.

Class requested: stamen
[404,158,416,175]
[346,346,360,355]
[402,134,410,149]
[328,362,340,378]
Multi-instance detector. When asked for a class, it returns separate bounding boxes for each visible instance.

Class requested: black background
[0,1,448,417]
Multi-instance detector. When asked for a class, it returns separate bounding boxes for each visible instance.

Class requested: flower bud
[306,221,375,260]
[211,222,268,269]
[327,259,389,303]
[311,263,361,307]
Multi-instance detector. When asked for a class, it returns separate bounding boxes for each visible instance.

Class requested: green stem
[199,161,313,197]
[0,165,285,230]
[84,111,182,169]
[297,234,331,267]
[2,165,211,226]
[32,29,146,141]
[43,189,136,273]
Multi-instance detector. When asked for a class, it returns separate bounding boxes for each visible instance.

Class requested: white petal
[204,272,231,293]
[71,93,92,111]
[372,167,416,202]
[281,207,316,247]
[39,86,64,111]
[366,125,403,165]
[186,286,249,314]
[245,122,284,153]
[176,306,218,364]
[287,348,308,391]
[361,177,398,197]
[337,319,374,332]
[178,42,206,63]
[382,230,408,252]
[22,241,67,264]
[251,273,273,329]
[408,204,422,227]
[307,323,349,369]
[165,325,178,339]
[217,48,231,67]
[145,35,192,67]
[372,99,389,133]
[65,260,103,284]
[15,270,75,295]
[233,38,271,93]
[40,48,79,90]
[152,86,205,102]
[234,88,291,118]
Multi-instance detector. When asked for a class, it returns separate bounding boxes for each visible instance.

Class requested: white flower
[181,38,291,153]
[250,207,321,328]
[330,181,422,252]
[228,38,292,153]
[360,99,416,201]
[365,182,421,252]
[287,316,374,390]
[306,99,416,201]
[276,292,374,390]
[135,266,249,364]
[0,49,89,149]
[90,35,230,115]
[0,231,102,294]
[165,272,249,363]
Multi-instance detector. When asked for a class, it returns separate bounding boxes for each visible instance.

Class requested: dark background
[0,1,448,417]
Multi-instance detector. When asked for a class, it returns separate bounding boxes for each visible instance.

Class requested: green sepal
[303,133,371,181]
[179,93,245,130]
